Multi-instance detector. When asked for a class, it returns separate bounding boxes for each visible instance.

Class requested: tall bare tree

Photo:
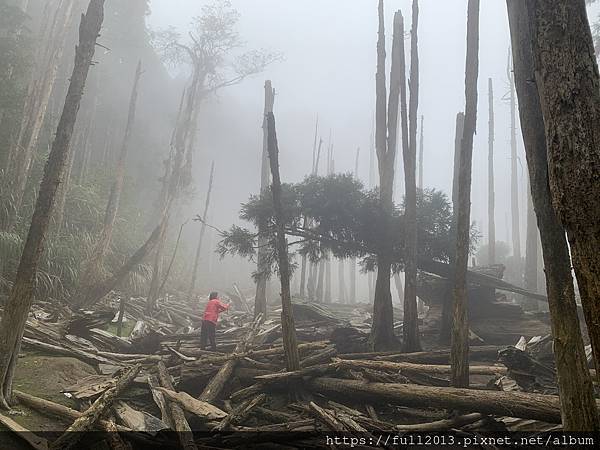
[487,78,496,264]
[507,0,599,430]
[370,1,404,350]
[418,115,424,191]
[188,161,216,299]
[349,146,359,303]
[402,0,421,352]
[526,0,600,381]
[0,0,105,408]
[523,179,538,311]
[266,112,300,371]
[508,56,521,261]
[451,0,479,389]
[75,61,143,301]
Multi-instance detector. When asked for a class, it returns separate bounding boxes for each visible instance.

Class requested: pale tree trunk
[418,115,424,191]
[316,260,325,303]
[368,119,376,303]
[402,0,421,353]
[523,178,538,311]
[507,0,599,430]
[146,217,168,314]
[451,0,479,389]
[75,62,142,303]
[509,59,521,261]
[266,112,300,371]
[324,143,333,303]
[337,258,347,303]
[6,0,76,230]
[349,146,359,304]
[0,0,105,409]
[371,1,402,351]
[188,161,215,299]
[440,112,464,344]
[487,78,496,265]
[527,0,600,383]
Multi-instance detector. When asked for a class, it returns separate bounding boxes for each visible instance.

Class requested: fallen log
[147,374,173,429]
[154,387,227,421]
[307,377,566,423]
[395,413,484,431]
[253,363,341,383]
[308,401,346,432]
[199,315,262,404]
[156,361,197,450]
[338,345,502,364]
[50,365,141,450]
[300,346,337,368]
[214,393,266,431]
[99,419,129,450]
[0,412,48,450]
[336,359,507,376]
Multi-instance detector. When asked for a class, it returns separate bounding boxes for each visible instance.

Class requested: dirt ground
[0,352,97,449]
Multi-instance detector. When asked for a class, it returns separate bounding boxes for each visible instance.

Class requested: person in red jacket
[200,292,229,351]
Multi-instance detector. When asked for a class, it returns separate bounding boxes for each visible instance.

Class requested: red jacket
[203,298,229,324]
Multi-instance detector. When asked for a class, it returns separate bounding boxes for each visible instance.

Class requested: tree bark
[526,0,600,383]
[402,0,421,353]
[487,78,496,265]
[0,0,105,409]
[266,112,300,371]
[507,0,600,430]
[76,61,143,300]
[451,0,479,389]
[371,1,402,351]
[523,178,538,310]
[188,161,215,298]
[418,115,424,191]
[508,58,522,261]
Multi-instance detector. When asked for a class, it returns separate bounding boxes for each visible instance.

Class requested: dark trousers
[200,320,217,351]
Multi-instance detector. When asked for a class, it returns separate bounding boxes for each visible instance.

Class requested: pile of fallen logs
[0,293,594,449]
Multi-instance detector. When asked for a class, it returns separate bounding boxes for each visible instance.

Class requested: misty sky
[146,0,599,254]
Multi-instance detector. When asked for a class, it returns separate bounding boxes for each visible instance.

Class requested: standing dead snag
[508,56,521,261]
[0,0,105,409]
[188,161,216,298]
[266,112,301,371]
[451,0,479,389]
[527,0,600,382]
[507,0,599,431]
[76,61,143,305]
[255,80,275,318]
[403,0,421,353]
[371,0,403,351]
[487,78,495,265]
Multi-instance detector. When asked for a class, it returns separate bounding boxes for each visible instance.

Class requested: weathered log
[229,383,264,403]
[99,419,130,450]
[338,345,502,364]
[154,387,226,421]
[395,413,484,431]
[50,365,140,450]
[308,401,346,432]
[156,361,197,450]
[253,363,340,383]
[214,393,266,431]
[147,374,173,429]
[113,400,168,434]
[199,315,262,404]
[22,336,118,366]
[0,412,48,450]
[337,359,507,376]
[300,346,337,368]
[307,377,567,423]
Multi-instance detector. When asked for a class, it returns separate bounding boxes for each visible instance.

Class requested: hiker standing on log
[200,292,230,351]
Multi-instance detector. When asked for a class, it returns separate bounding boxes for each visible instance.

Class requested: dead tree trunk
[371,1,403,351]
[349,147,360,304]
[402,0,421,353]
[440,112,465,344]
[418,115,424,191]
[338,258,347,303]
[266,112,300,371]
[76,61,142,301]
[509,59,521,261]
[188,161,215,298]
[0,0,105,409]
[524,179,538,311]
[254,80,275,317]
[507,0,600,430]
[487,78,496,264]
[451,0,479,389]
[527,0,600,382]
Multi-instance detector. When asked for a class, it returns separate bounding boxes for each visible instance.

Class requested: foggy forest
[1,0,600,448]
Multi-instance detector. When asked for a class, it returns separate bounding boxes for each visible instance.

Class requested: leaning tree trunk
[451,0,479,389]
[266,112,300,371]
[507,0,600,430]
[188,161,215,299]
[403,0,421,353]
[523,179,538,311]
[0,0,105,409]
[254,80,275,318]
[76,61,142,302]
[487,78,495,265]
[508,59,521,262]
[440,111,465,344]
[527,0,600,382]
[371,1,403,351]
